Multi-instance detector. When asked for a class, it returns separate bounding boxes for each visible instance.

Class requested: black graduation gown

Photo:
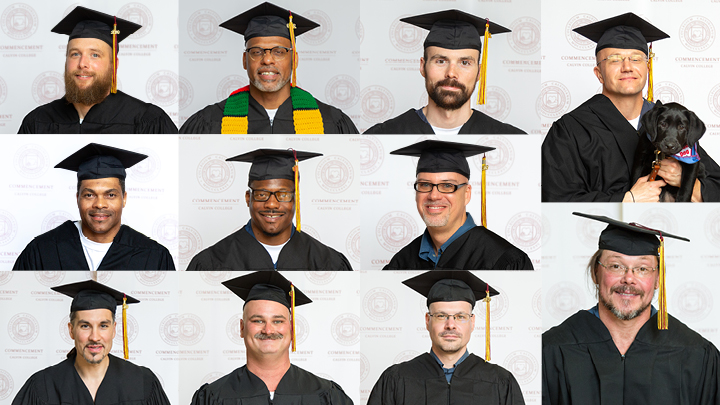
[18,91,178,134]
[542,310,720,405]
[190,364,353,405]
[186,227,352,270]
[363,109,526,134]
[12,354,171,405]
[382,226,533,270]
[179,93,359,134]
[367,352,525,405]
[12,220,175,270]
[541,94,720,202]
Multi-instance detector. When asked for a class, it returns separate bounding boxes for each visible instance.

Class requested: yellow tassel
[481,154,488,228]
[647,43,654,102]
[483,286,491,361]
[287,14,297,87]
[122,295,129,359]
[477,20,491,105]
[111,18,119,94]
[293,152,301,232]
[290,284,297,352]
[657,237,668,330]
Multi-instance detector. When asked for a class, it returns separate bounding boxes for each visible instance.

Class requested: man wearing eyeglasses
[383,140,532,270]
[543,213,720,404]
[186,149,352,270]
[368,271,525,405]
[180,2,358,134]
[541,13,720,202]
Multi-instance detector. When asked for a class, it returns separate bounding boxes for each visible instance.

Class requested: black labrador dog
[631,100,706,202]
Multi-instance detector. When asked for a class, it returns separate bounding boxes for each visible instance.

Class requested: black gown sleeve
[179,109,215,134]
[136,106,178,134]
[492,249,534,270]
[10,374,44,405]
[146,371,172,405]
[333,111,359,134]
[697,145,720,202]
[366,369,397,405]
[12,241,41,270]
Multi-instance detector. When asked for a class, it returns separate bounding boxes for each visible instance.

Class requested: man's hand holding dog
[624,174,666,202]
[657,158,704,202]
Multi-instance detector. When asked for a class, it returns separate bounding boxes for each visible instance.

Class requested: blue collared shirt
[430,349,470,383]
[419,213,476,267]
[587,304,657,319]
[244,220,294,269]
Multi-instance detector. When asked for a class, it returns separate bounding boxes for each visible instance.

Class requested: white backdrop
[0,0,179,132]
[0,134,179,270]
[360,270,542,405]
[178,135,360,270]
[361,134,541,270]
[0,271,180,405]
[542,203,720,351]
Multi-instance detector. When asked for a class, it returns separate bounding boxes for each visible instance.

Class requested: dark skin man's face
[245,178,295,245]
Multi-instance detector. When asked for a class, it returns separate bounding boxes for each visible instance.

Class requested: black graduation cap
[55,143,147,182]
[220,2,319,41]
[52,6,141,47]
[573,212,689,256]
[573,12,669,55]
[226,148,322,182]
[390,140,494,179]
[222,271,312,309]
[52,279,139,316]
[403,270,498,310]
[401,9,510,51]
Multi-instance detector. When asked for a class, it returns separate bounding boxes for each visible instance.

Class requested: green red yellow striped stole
[221,86,324,134]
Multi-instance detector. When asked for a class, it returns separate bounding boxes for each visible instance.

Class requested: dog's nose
[661,139,681,151]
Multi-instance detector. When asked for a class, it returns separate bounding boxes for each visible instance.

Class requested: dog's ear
[684,109,706,145]
[640,102,663,141]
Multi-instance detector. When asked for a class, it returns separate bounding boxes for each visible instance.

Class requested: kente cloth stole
[221,86,325,134]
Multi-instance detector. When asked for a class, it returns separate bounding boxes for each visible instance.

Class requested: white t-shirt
[269,392,275,400]
[431,125,463,135]
[266,108,278,125]
[75,221,112,271]
[628,116,640,130]
[258,239,289,265]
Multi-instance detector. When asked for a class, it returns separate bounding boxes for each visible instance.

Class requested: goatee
[427,78,474,111]
[65,68,112,106]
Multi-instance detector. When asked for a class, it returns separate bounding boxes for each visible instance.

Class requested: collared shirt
[587,304,658,319]
[244,220,294,269]
[430,348,470,383]
[419,212,476,267]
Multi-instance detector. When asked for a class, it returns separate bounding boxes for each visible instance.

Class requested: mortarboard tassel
[647,43,654,102]
[292,149,301,232]
[477,19,491,105]
[289,284,297,352]
[287,13,298,88]
[483,285,491,361]
[657,235,668,330]
[481,154,488,228]
[111,17,119,94]
[122,294,129,359]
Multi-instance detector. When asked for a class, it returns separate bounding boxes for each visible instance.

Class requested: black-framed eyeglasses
[428,312,473,323]
[414,182,467,193]
[245,46,293,61]
[596,54,648,66]
[249,189,294,202]
[596,260,657,278]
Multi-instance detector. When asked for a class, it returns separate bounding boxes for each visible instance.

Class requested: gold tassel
[657,236,668,330]
[481,154,488,228]
[111,17,119,94]
[122,295,129,359]
[477,19,491,105]
[290,284,297,352]
[647,43,654,102]
[287,13,297,87]
[292,149,301,232]
[483,285,491,361]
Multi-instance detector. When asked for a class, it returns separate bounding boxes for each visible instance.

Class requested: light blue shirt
[419,213,476,267]
[430,349,470,383]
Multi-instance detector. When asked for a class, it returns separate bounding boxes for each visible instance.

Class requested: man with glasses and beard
[187,149,352,270]
[542,213,720,405]
[180,2,358,134]
[18,6,177,134]
[383,140,532,270]
[12,280,171,405]
[365,10,525,135]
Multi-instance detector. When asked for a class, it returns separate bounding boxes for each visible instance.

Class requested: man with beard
[18,6,177,134]
[368,271,525,405]
[12,280,171,405]
[542,13,720,201]
[13,143,175,270]
[190,272,353,404]
[383,140,532,270]
[180,2,357,134]
[187,148,352,270]
[543,213,720,405]
[365,10,525,134]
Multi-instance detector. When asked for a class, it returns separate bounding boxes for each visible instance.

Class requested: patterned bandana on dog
[672,143,701,164]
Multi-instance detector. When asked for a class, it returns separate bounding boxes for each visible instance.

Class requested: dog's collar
[672,143,701,164]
